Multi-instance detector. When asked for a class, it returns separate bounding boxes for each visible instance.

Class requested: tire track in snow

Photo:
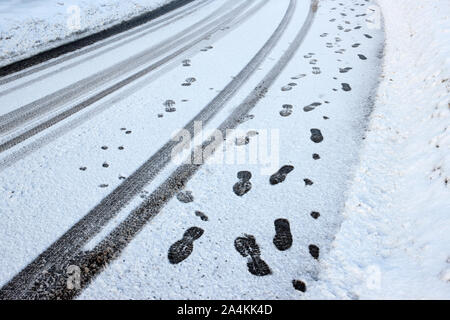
[0,0,301,300]
[76,0,316,299]
[0,0,250,152]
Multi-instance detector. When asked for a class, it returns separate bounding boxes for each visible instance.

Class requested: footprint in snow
[339,67,352,73]
[364,34,373,39]
[182,77,196,86]
[312,67,321,75]
[313,153,321,160]
[273,218,293,251]
[235,130,258,146]
[182,59,191,67]
[168,227,204,264]
[358,54,367,60]
[270,165,294,185]
[341,83,352,91]
[177,191,194,203]
[309,244,320,260]
[311,211,320,219]
[304,178,314,186]
[195,210,209,222]
[352,43,361,48]
[310,129,324,143]
[233,171,252,197]
[303,102,321,112]
[291,74,306,80]
[237,114,255,124]
[164,99,176,112]
[281,85,293,92]
[234,235,271,276]
[280,104,293,117]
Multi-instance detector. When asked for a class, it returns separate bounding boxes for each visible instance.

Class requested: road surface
[0,0,383,299]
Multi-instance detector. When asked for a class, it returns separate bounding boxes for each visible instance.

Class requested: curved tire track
[0,0,252,153]
[0,0,301,300]
[0,0,239,136]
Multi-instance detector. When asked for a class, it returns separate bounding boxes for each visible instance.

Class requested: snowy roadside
[311,0,450,299]
[0,0,177,68]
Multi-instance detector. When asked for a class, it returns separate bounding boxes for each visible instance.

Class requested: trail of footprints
[78,0,375,295]
[168,159,322,293]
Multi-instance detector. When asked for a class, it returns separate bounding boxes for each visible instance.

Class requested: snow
[0,0,174,67]
[310,0,450,299]
[0,0,448,300]
[79,0,385,299]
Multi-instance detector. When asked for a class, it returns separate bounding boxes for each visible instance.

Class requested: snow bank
[0,0,174,67]
[311,0,450,299]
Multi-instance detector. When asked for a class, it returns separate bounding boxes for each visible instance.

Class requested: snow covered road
[0,0,384,299]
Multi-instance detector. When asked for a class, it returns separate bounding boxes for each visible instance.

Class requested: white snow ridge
[311,0,450,300]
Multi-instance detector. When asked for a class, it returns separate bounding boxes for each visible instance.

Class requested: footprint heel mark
[310,129,324,143]
[273,218,293,251]
[168,227,204,264]
[234,235,271,276]
[270,165,294,185]
[303,102,321,112]
[195,210,209,221]
[233,171,252,196]
[309,244,320,260]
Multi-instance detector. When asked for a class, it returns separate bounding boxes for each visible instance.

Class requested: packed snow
[0,0,448,300]
[310,0,450,299]
[0,0,173,67]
